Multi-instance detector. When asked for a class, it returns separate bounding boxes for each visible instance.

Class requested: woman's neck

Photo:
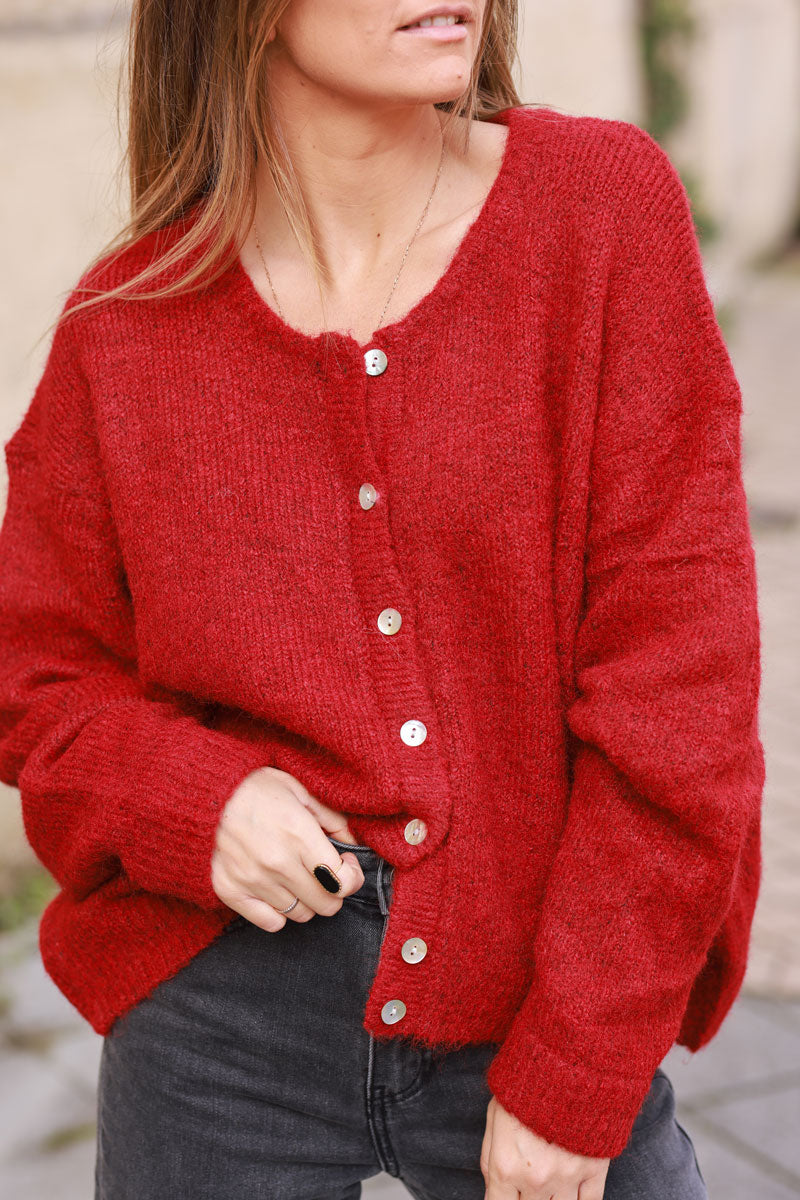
[251,95,459,281]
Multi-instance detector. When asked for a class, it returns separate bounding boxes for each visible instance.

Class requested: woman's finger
[271,836,365,916]
[231,892,311,932]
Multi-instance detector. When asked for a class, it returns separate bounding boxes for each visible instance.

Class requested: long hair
[51,0,523,337]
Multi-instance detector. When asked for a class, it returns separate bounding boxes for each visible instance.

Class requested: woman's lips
[397,22,469,42]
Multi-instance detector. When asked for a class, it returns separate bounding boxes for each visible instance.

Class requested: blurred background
[1,0,798,1196]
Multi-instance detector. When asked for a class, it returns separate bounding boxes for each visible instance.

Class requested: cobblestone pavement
[1,12,799,1200]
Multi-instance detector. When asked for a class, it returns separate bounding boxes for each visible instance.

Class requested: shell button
[381,999,407,1025]
[364,348,388,376]
[404,818,428,845]
[400,719,427,746]
[377,608,402,635]
[359,483,378,509]
[401,937,428,964]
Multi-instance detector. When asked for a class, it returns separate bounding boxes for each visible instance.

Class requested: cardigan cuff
[99,709,276,911]
[484,997,665,1159]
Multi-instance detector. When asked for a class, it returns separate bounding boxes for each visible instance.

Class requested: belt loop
[376,858,394,917]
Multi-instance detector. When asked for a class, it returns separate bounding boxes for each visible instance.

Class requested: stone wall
[513,0,800,301]
[517,0,644,121]
[672,0,800,289]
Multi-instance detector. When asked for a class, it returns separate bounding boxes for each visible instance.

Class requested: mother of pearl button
[364,348,388,375]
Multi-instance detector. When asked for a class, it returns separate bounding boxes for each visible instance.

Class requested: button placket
[361,342,430,858]
[360,340,435,1025]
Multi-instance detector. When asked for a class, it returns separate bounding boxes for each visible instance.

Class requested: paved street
[1,7,799,1198]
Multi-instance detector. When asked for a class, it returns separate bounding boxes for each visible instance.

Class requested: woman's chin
[384,74,471,107]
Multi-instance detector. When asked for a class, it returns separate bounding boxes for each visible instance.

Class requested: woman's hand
[210,765,366,930]
[480,1096,610,1199]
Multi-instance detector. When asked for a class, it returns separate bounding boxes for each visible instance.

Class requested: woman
[0,1,763,1198]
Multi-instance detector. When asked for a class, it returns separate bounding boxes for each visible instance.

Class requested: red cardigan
[0,105,764,1158]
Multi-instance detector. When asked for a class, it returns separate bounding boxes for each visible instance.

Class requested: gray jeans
[95,838,708,1199]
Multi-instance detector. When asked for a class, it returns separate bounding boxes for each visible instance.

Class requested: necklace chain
[252,128,447,339]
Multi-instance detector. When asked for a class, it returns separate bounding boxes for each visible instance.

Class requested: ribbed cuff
[108,711,274,910]
[485,1005,658,1159]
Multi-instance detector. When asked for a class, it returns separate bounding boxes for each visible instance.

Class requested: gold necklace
[252,127,447,338]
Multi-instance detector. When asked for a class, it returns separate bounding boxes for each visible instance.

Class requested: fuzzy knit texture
[0,104,764,1159]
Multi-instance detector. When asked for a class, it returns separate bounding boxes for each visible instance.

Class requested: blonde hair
[51,0,523,340]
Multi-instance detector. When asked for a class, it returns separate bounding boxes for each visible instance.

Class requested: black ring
[313,863,343,894]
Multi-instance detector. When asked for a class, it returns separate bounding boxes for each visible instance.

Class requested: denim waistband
[326,835,394,915]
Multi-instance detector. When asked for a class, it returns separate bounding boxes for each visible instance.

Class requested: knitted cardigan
[0,104,764,1159]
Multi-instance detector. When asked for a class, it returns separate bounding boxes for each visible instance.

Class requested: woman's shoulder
[507,103,688,246]
[509,103,679,188]
[60,203,209,331]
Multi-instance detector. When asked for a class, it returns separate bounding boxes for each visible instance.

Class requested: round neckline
[225,106,527,356]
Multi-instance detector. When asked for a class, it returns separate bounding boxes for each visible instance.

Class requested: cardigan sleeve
[484,127,765,1158]
[0,302,276,911]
